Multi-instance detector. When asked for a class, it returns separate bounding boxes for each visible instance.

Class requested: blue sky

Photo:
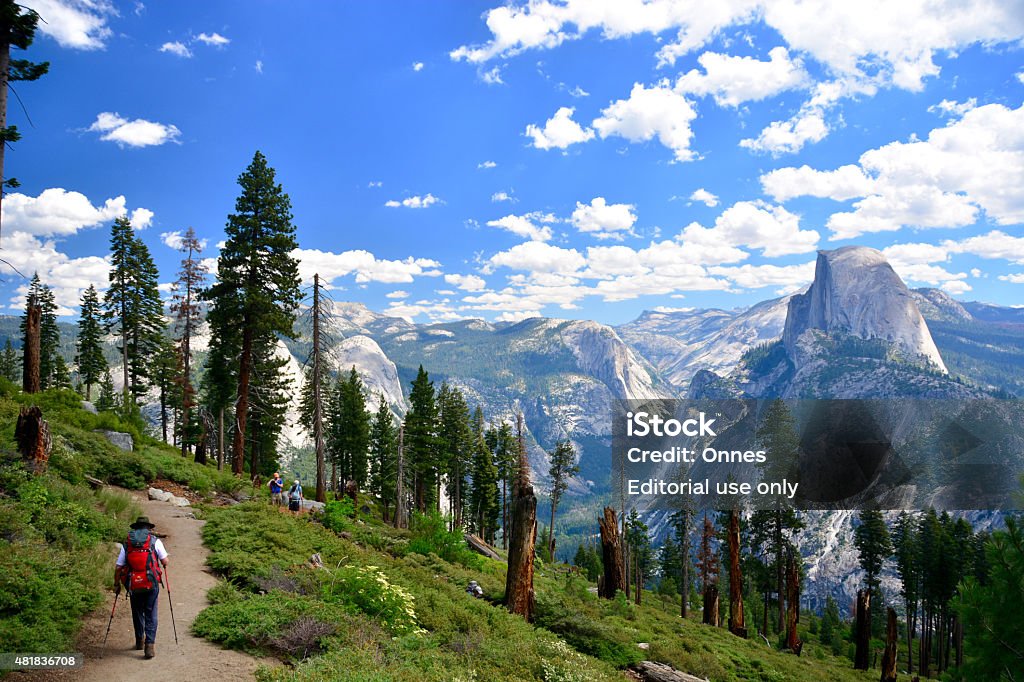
[3,1,1023,325]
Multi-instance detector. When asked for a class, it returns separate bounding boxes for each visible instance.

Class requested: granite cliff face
[783,247,947,372]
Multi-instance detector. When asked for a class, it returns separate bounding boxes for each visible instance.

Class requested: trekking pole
[101,588,124,655]
[162,568,179,645]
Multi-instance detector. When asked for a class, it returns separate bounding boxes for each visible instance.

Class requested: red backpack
[124,528,163,592]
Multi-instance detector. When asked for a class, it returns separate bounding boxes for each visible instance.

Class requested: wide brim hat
[130,516,156,529]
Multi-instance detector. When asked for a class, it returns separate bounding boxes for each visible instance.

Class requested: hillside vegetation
[193,497,888,682]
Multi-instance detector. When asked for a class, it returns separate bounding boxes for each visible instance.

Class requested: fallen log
[632,660,709,682]
[464,532,502,561]
[84,474,105,489]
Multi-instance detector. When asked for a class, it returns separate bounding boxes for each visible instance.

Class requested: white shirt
[115,537,168,566]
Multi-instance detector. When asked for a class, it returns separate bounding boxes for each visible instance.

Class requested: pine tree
[546,438,579,560]
[438,384,473,528]
[153,337,182,444]
[957,517,1024,681]
[0,337,17,381]
[0,1,49,236]
[203,151,300,475]
[855,509,892,598]
[626,509,652,605]
[170,227,207,459]
[245,337,292,478]
[200,319,237,470]
[368,393,397,521]
[892,511,920,672]
[670,501,695,617]
[756,398,804,632]
[104,216,164,407]
[96,369,117,412]
[469,412,499,543]
[75,284,107,401]
[327,367,370,489]
[487,420,517,549]
[37,283,60,389]
[404,365,438,512]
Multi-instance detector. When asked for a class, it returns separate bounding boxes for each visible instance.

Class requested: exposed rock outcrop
[783,247,947,372]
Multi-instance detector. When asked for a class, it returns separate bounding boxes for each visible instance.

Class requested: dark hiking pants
[130,586,159,644]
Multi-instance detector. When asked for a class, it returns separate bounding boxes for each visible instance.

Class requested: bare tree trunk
[881,607,898,682]
[950,610,958,667]
[785,548,801,655]
[502,477,508,550]
[16,406,51,475]
[776,510,785,634]
[0,41,9,239]
[505,413,536,621]
[217,407,225,471]
[855,589,871,670]
[727,509,747,638]
[394,425,407,529]
[703,584,720,626]
[22,305,41,394]
[232,321,253,476]
[598,507,625,598]
[680,547,689,619]
[312,274,326,503]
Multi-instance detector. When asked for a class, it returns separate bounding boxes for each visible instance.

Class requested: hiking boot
[144,642,155,659]
[134,637,143,650]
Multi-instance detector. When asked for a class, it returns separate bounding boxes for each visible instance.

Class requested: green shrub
[320,564,423,635]
[322,498,355,533]
[407,511,482,570]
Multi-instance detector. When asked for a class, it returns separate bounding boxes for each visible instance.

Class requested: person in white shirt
[114,516,169,659]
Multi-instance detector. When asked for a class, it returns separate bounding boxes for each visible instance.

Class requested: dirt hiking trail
[16,490,272,682]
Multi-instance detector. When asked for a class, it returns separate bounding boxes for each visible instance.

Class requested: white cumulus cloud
[593,82,697,162]
[690,188,719,207]
[159,41,192,58]
[486,214,553,242]
[681,200,819,257]
[1,187,147,236]
[675,46,807,107]
[23,0,115,50]
[525,106,594,150]
[384,194,442,209]
[196,32,230,46]
[570,197,637,240]
[87,112,181,148]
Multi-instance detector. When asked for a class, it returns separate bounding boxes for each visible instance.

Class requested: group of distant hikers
[267,471,303,512]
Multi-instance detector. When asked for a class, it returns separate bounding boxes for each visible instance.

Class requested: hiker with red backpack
[114,516,169,659]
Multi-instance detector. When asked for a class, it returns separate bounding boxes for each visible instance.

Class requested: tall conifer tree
[75,284,107,400]
[170,227,207,458]
[204,151,300,475]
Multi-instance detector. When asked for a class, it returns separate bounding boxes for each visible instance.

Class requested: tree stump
[598,506,626,598]
[785,548,802,655]
[505,486,536,620]
[727,509,747,638]
[854,589,871,670]
[881,607,898,682]
[703,584,720,626]
[16,406,51,475]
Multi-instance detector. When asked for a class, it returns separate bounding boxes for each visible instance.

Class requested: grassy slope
[0,383,243,656]
[194,499,887,682]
